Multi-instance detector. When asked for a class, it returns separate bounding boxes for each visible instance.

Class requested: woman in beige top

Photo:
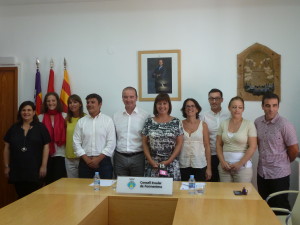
[179,98,211,181]
[216,96,257,182]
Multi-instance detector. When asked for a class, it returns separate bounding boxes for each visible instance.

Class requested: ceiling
[0,0,110,6]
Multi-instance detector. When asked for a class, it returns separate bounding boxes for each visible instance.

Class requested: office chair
[266,190,299,225]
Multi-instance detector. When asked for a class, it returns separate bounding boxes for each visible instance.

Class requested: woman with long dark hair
[65,94,85,178]
[39,92,67,184]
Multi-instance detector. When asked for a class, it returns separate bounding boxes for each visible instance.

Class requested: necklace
[21,134,27,152]
[20,124,31,152]
[21,132,27,152]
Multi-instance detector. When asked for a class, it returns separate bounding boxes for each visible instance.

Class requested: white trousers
[65,158,80,178]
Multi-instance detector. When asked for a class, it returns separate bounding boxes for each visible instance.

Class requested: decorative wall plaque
[237,43,281,101]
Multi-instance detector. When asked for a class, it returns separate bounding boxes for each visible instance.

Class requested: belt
[88,156,98,159]
[116,151,144,157]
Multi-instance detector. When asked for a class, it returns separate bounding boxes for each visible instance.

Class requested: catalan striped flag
[47,68,55,93]
[34,69,43,115]
[60,69,71,113]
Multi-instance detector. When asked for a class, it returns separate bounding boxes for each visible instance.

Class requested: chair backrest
[292,193,300,225]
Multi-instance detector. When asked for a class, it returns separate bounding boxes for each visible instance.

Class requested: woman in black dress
[3,101,51,198]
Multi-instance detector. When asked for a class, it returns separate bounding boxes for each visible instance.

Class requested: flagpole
[50,58,54,69]
[60,58,71,113]
[64,57,67,70]
[34,58,43,115]
[47,58,55,93]
[36,58,40,69]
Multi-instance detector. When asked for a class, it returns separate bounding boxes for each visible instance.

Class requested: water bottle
[94,172,100,191]
[188,175,196,195]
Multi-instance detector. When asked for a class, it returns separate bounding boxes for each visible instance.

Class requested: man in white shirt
[73,93,116,178]
[201,88,230,182]
[113,87,150,177]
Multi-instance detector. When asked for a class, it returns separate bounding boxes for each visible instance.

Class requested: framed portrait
[138,50,181,101]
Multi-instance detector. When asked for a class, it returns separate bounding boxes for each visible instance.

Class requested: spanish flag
[34,69,43,115]
[60,69,71,113]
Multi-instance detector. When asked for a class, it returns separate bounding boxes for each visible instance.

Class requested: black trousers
[257,174,290,214]
[45,156,67,185]
[180,167,206,182]
[208,155,220,182]
[14,181,42,199]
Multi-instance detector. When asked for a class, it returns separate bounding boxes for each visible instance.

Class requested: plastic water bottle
[188,175,196,195]
[94,172,100,191]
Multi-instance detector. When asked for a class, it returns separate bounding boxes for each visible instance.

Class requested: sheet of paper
[89,180,116,187]
[180,182,206,190]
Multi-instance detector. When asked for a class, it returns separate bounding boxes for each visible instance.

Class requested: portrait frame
[138,49,181,101]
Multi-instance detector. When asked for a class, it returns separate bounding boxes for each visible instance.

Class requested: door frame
[0,66,18,207]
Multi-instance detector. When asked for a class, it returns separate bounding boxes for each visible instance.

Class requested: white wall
[0,0,299,191]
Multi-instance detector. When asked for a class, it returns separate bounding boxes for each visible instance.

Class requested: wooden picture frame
[237,43,281,101]
[138,50,181,101]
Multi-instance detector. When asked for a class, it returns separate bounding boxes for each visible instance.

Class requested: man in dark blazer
[152,59,167,93]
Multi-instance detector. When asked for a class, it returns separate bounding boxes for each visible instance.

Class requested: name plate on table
[116,176,173,195]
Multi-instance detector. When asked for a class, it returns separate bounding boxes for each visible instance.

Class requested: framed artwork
[237,43,281,101]
[138,50,181,101]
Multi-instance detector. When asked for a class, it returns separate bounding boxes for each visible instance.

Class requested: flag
[47,68,55,93]
[60,69,71,113]
[34,69,43,115]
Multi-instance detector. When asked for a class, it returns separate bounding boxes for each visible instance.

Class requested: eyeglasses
[208,97,222,102]
[185,105,196,108]
[231,106,244,110]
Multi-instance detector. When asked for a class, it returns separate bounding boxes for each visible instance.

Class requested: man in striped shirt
[255,93,299,211]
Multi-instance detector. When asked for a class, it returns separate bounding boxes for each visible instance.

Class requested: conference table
[0,178,281,225]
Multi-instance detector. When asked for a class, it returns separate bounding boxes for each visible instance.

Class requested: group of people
[3,87,299,213]
[3,92,85,198]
